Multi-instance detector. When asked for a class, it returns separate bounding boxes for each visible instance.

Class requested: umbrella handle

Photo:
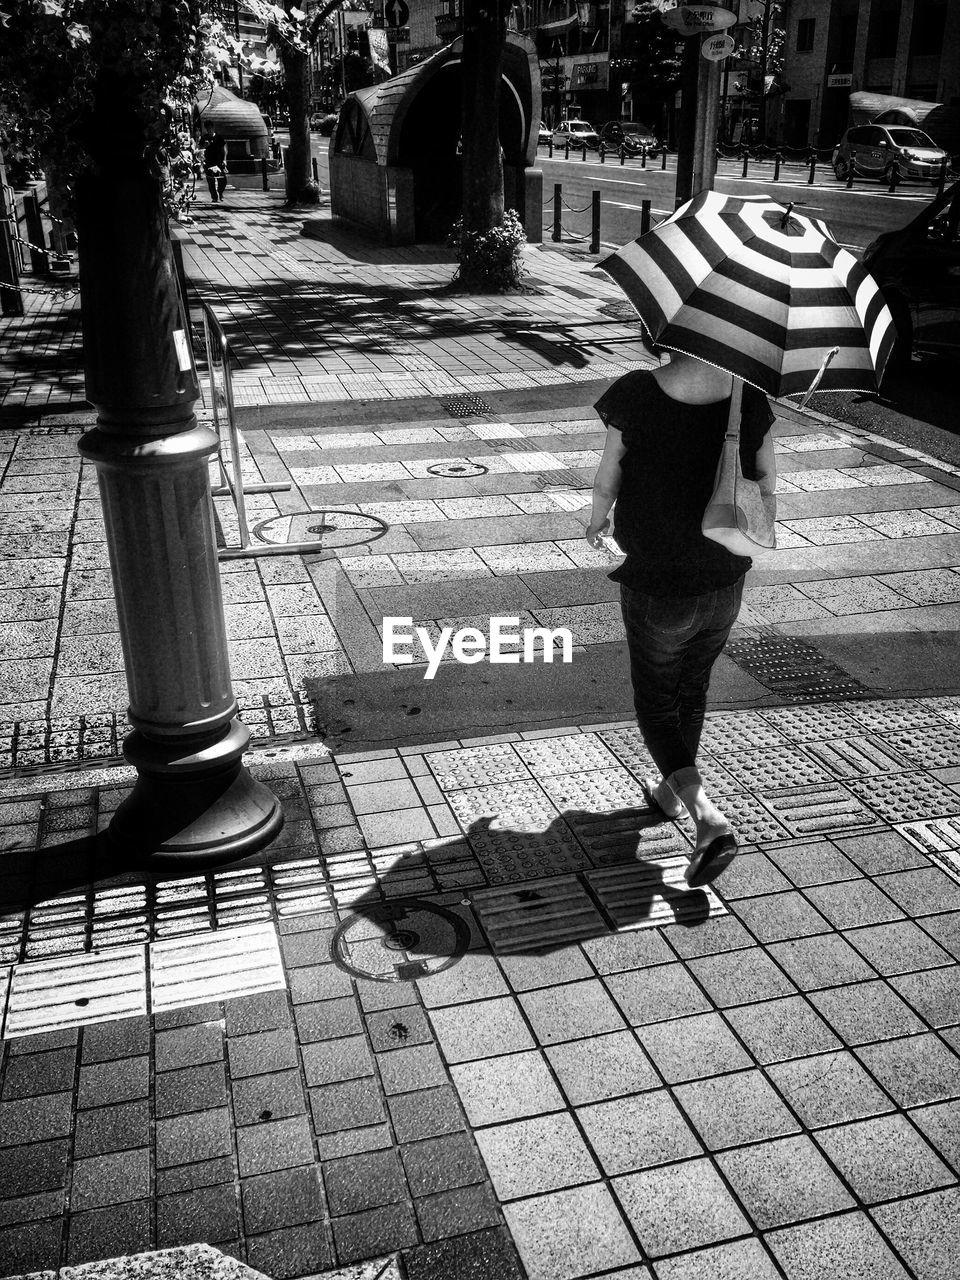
[798,346,840,410]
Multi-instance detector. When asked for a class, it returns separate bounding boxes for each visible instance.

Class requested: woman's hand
[585,518,610,549]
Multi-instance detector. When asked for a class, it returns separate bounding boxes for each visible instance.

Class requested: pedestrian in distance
[586,335,776,886]
[202,124,228,203]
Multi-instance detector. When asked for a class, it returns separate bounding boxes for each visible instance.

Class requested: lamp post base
[108,721,284,866]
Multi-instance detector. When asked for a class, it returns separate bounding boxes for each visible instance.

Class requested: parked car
[832,123,950,184]
[311,113,339,136]
[599,120,662,158]
[553,119,600,150]
[538,120,552,146]
[862,179,960,369]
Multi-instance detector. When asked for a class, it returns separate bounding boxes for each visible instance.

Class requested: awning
[539,14,579,35]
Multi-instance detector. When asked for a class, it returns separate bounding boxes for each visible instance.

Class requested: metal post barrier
[741,151,749,178]
[565,139,570,159]
[312,157,320,184]
[620,145,626,167]
[581,141,587,161]
[22,192,49,274]
[807,153,817,184]
[260,157,269,192]
[0,216,23,317]
[937,156,948,196]
[773,152,782,181]
[846,165,854,190]
[552,183,562,242]
[599,143,605,164]
[548,138,553,158]
[641,146,647,169]
[887,163,901,193]
[661,148,667,170]
[640,199,651,236]
[590,191,600,254]
[201,302,311,560]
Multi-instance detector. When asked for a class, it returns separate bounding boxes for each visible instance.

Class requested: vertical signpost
[664,3,737,208]
[384,0,410,75]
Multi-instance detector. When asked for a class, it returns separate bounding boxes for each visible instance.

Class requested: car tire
[884,293,913,375]
[833,158,849,181]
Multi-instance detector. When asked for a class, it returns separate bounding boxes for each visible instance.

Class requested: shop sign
[827,73,853,87]
[661,4,737,34]
[701,32,735,60]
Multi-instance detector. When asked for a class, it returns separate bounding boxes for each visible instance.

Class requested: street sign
[662,4,737,34]
[827,73,853,87]
[384,0,409,27]
[701,32,735,60]
[386,26,410,42]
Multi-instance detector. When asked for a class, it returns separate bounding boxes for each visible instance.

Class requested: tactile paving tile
[446,782,590,883]
[698,709,792,755]
[796,736,914,779]
[918,697,960,727]
[761,782,881,835]
[426,744,529,791]
[896,816,960,856]
[3,946,147,1038]
[439,395,493,417]
[149,921,286,1012]
[708,789,794,844]
[883,725,960,770]
[599,726,658,775]
[471,876,608,953]
[724,636,868,700]
[848,773,960,825]
[721,747,834,793]
[514,733,618,777]
[760,704,865,742]
[586,862,727,930]
[538,767,650,816]
[570,810,692,866]
[844,699,946,733]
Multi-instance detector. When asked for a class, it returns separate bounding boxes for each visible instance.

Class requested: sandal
[641,777,683,819]
[685,831,738,887]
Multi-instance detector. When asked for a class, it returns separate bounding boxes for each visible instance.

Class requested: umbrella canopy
[599,190,896,398]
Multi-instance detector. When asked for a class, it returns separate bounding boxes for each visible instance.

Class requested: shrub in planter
[449,208,526,292]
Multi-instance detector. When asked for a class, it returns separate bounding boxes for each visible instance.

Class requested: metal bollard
[590,190,600,254]
[548,138,553,158]
[807,153,817,184]
[640,199,651,236]
[22,192,49,274]
[846,165,854,190]
[620,145,625,167]
[260,157,269,192]
[887,163,901,193]
[582,141,587,161]
[565,139,570,160]
[741,150,749,179]
[661,148,667,170]
[641,146,647,169]
[0,218,24,317]
[552,183,562,242]
[599,143,605,164]
[773,152,782,181]
[937,156,948,196]
[312,157,319,184]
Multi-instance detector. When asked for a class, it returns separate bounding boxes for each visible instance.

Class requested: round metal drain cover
[252,509,387,548]
[426,461,488,478]
[330,897,470,983]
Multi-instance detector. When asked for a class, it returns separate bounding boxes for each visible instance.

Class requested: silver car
[833,123,949,184]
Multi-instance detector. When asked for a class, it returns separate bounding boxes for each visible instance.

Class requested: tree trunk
[461,0,507,235]
[281,43,319,205]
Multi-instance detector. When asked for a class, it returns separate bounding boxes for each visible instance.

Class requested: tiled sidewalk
[2,708,960,1279]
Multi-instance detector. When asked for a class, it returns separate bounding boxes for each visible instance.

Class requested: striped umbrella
[600,190,896,398]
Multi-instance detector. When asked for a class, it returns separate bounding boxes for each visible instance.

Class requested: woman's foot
[665,767,738,886]
[685,825,738,887]
[641,777,683,819]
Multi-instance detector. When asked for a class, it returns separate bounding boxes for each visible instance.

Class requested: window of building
[796,17,815,52]
[910,0,947,56]
[867,0,900,58]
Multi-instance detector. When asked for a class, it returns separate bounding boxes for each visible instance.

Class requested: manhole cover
[426,461,488,478]
[440,395,492,417]
[330,897,470,983]
[252,510,388,548]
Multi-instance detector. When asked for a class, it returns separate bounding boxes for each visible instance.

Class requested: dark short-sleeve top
[595,369,774,597]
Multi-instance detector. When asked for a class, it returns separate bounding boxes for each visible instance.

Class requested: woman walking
[586,342,776,886]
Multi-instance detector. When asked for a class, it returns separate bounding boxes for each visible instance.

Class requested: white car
[552,119,600,150]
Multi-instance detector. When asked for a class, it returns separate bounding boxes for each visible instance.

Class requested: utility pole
[233,0,244,95]
[666,3,735,207]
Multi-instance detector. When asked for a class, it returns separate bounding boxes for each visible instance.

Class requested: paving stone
[224,988,292,1036]
[449,1049,564,1125]
[0,1046,76,1099]
[153,1000,221,1030]
[155,1023,223,1073]
[400,1132,485,1200]
[766,1211,912,1280]
[155,1108,233,1168]
[323,1147,406,1216]
[0,1188,64,1229]
[72,1100,149,1159]
[815,1112,953,1202]
[497,944,594,992]
[763,839,861,887]
[730,890,832,943]
[236,1114,315,1176]
[871,1187,960,1280]
[908,1099,960,1170]
[504,1182,641,1279]
[376,1042,448,1094]
[673,1068,800,1150]
[69,1145,151,1214]
[614,1158,749,1259]
[76,1055,149,1109]
[545,1031,660,1105]
[365,1005,434,1051]
[856,1033,960,1106]
[636,1013,752,1083]
[918,911,960,960]
[331,1201,418,1264]
[687,947,798,1007]
[294,996,364,1042]
[288,962,354,1003]
[414,1181,501,1242]
[834,829,932,875]
[724,996,841,1064]
[877,866,960,916]
[80,1015,150,1062]
[0,1091,72,1145]
[415,953,510,1008]
[652,1237,782,1280]
[310,1077,387,1134]
[387,1085,465,1142]
[718,1133,854,1229]
[231,1069,307,1126]
[603,962,713,1024]
[153,1154,235,1197]
[0,1217,62,1273]
[427,997,533,1064]
[301,1033,374,1087]
[577,1088,701,1175]
[766,1048,894,1128]
[518,979,627,1044]
[710,849,793,899]
[846,920,954,976]
[65,1199,151,1265]
[661,914,755,958]
[239,1166,325,1235]
[809,978,927,1044]
[245,1222,334,1279]
[315,1124,393,1161]
[155,1062,229,1118]
[227,1027,298,1079]
[803,879,905,930]
[767,933,875,990]
[156,1182,239,1248]
[582,929,675,973]
[278,928,336,968]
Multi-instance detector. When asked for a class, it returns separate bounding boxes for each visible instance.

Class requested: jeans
[620,577,744,779]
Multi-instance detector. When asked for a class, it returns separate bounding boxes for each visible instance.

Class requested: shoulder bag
[702,378,776,556]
